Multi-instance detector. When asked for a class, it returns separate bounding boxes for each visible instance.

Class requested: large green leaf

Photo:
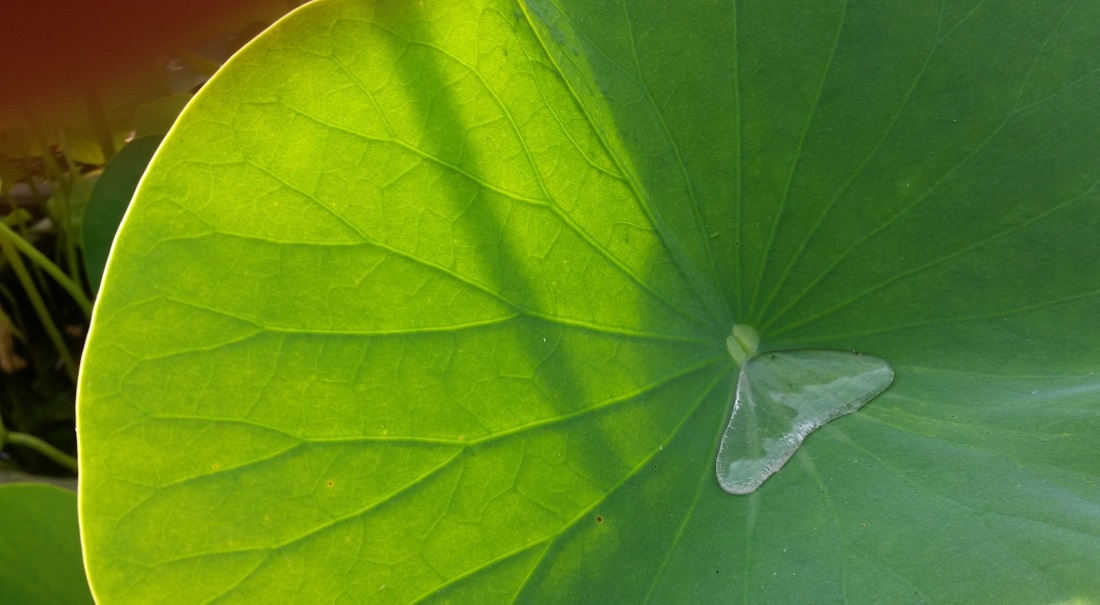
[78,0,1100,602]
[0,483,94,604]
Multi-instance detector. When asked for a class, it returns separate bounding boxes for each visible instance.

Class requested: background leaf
[79,0,1100,603]
[133,97,192,138]
[82,135,163,291]
[0,483,94,604]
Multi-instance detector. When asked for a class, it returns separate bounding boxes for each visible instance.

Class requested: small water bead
[716,325,894,495]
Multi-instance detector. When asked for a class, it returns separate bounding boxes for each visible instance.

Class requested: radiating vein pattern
[77,0,1100,603]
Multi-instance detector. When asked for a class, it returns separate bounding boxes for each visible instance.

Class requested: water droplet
[716,347,894,495]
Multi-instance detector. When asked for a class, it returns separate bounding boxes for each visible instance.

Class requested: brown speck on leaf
[595,516,603,523]
[327,481,335,487]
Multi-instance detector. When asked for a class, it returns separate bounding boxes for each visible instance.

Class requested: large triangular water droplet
[716,350,894,495]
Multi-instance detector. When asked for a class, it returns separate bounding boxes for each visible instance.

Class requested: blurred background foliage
[0,0,301,482]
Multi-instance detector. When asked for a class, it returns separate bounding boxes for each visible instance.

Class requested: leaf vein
[770,178,1100,336]
[747,0,849,320]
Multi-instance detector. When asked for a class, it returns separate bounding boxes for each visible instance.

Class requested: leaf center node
[725,324,759,365]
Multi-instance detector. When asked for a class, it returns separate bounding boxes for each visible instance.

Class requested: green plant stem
[20,104,92,308]
[14,179,57,309]
[0,219,93,317]
[36,144,77,285]
[56,149,87,289]
[4,431,79,473]
[0,233,79,381]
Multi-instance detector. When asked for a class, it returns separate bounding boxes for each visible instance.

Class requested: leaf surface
[79,0,1100,602]
[0,483,94,604]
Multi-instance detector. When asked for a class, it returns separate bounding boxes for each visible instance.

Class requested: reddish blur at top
[1,0,296,113]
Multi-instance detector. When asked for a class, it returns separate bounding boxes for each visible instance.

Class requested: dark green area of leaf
[79,0,1100,603]
[0,483,94,604]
